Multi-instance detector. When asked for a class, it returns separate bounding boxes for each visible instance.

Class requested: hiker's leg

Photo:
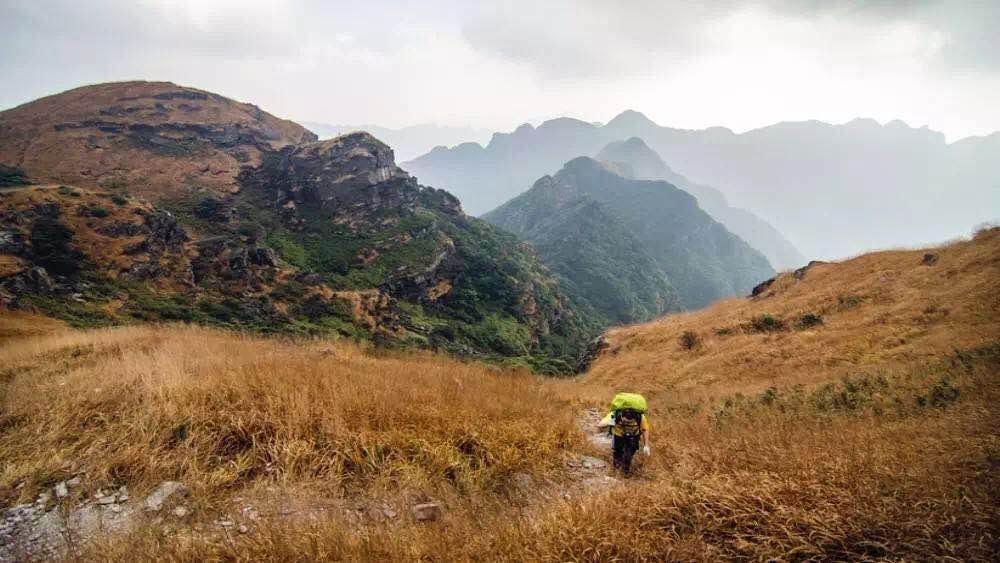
[622,436,639,474]
[612,436,624,469]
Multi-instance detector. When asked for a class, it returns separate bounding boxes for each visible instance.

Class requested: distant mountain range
[301,122,491,161]
[484,157,774,311]
[406,111,1000,261]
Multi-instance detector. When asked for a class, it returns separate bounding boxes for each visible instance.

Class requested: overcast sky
[2,0,998,141]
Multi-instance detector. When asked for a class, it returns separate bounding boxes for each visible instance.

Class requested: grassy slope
[0,229,997,560]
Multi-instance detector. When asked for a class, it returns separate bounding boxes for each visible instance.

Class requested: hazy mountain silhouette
[484,157,774,310]
[596,137,805,269]
[406,111,999,260]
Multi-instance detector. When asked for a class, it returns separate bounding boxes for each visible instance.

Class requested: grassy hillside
[1,229,997,560]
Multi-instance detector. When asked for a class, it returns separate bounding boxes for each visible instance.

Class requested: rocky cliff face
[247,132,461,222]
[0,81,317,201]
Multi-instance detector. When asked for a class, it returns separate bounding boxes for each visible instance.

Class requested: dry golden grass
[0,311,66,341]
[0,326,581,524]
[1,229,998,561]
[584,226,1000,403]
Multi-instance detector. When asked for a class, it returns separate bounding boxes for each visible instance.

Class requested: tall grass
[0,326,581,512]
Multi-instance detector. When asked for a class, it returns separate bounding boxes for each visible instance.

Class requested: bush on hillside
[0,163,30,187]
[748,313,786,332]
[77,203,110,218]
[679,330,700,350]
[837,293,864,309]
[30,215,84,277]
[796,312,824,329]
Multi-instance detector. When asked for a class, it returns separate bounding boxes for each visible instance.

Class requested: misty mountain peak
[621,136,653,150]
[560,156,615,176]
[606,109,658,130]
[537,117,597,133]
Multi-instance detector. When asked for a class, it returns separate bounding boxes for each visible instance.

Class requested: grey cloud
[461,1,741,78]
[461,0,1000,77]
[2,0,302,59]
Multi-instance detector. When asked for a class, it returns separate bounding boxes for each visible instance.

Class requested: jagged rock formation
[0,81,317,201]
[596,137,805,269]
[485,158,774,309]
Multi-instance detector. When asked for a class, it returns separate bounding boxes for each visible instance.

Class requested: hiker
[598,392,650,473]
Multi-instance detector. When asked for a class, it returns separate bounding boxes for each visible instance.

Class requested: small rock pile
[0,479,189,562]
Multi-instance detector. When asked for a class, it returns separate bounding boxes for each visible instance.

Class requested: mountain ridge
[485,157,774,310]
[596,137,805,269]
[405,110,999,260]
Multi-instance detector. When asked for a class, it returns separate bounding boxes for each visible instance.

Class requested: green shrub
[30,216,83,276]
[78,204,110,218]
[796,312,824,329]
[0,163,30,187]
[748,314,786,332]
[111,194,128,206]
[838,294,864,309]
[679,330,700,350]
[916,376,960,408]
[811,374,889,413]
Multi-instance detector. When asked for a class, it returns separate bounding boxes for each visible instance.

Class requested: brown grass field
[1,228,998,561]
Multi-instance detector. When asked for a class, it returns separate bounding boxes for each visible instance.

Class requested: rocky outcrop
[0,230,27,255]
[126,210,189,254]
[245,132,461,224]
[2,266,55,294]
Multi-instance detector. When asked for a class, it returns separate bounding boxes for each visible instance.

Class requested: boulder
[0,229,27,254]
[143,481,188,512]
[2,266,55,294]
[411,502,442,522]
[750,276,776,297]
[144,209,189,250]
[793,260,827,280]
[578,335,610,371]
